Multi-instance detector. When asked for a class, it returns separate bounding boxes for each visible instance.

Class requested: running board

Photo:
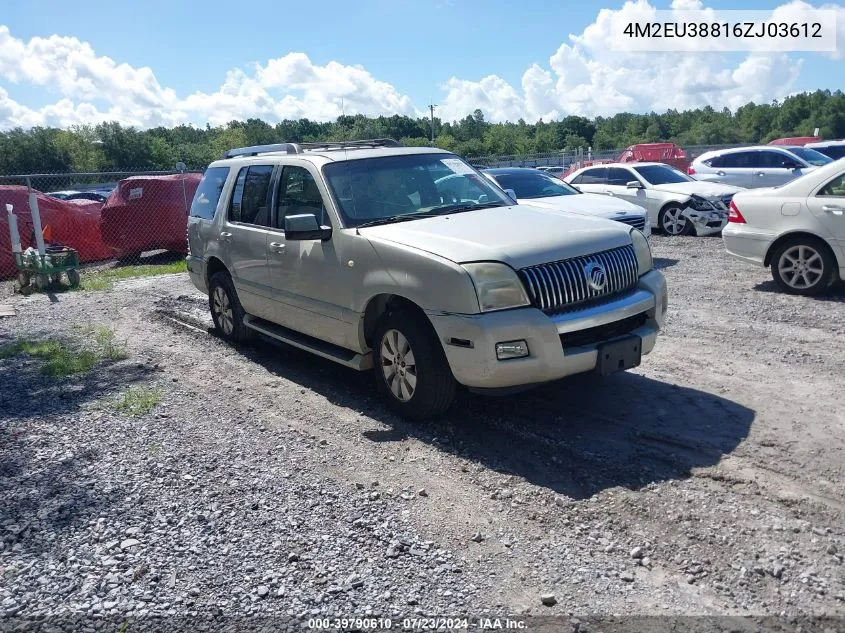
[243,315,373,371]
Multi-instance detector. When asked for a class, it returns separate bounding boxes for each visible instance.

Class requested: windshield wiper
[355,202,506,229]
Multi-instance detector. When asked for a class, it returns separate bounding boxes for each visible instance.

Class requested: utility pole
[428,102,437,144]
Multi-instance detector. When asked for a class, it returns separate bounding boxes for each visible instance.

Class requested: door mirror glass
[504,188,518,202]
[626,180,644,189]
[284,213,332,241]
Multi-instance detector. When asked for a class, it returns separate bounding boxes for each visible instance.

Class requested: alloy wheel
[380,328,417,402]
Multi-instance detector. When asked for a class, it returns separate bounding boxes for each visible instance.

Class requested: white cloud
[0,0,840,131]
[0,25,421,130]
[438,0,836,122]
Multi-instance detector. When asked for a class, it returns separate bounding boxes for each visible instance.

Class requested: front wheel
[208,272,254,343]
[770,238,835,296]
[659,205,693,236]
[374,309,456,420]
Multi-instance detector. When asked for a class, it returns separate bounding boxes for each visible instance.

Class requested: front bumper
[428,269,667,389]
[684,206,728,236]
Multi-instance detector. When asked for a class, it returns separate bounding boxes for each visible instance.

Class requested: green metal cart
[15,246,81,293]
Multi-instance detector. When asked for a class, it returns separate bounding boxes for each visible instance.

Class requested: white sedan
[564,162,742,236]
[723,159,845,296]
[479,167,651,237]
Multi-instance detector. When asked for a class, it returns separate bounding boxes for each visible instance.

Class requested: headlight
[462,262,530,312]
[630,229,653,276]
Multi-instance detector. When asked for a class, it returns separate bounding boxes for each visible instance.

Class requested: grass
[114,387,162,417]
[79,260,187,291]
[0,325,128,377]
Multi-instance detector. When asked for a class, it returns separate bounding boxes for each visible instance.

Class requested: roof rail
[298,138,404,151]
[220,138,404,160]
[221,143,303,159]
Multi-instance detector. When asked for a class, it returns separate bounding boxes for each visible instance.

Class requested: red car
[100,174,201,259]
[768,136,823,146]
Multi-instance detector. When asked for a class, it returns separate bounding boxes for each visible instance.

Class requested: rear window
[190,167,230,220]
[816,146,845,160]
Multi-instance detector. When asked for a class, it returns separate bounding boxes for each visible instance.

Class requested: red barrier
[100,174,201,257]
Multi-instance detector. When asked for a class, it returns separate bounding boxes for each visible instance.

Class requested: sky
[0,0,842,131]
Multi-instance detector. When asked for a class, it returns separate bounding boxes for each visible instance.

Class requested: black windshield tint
[322,153,512,228]
[491,172,579,199]
[633,165,693,185]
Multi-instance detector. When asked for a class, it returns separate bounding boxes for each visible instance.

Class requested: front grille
[560,312,648,349]
[613,215,646,231]
[518,244,639,314]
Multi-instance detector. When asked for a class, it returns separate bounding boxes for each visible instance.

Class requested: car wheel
[374,309,456,420]
[208,271,254,342]
[67,269,81,287]
[770,237,835,296]
[659,205,693,236]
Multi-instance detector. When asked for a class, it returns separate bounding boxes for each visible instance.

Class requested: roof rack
[220,138,403,159]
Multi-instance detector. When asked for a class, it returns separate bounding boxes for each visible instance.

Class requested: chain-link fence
[0,169,202,287]
[0,140,759,288]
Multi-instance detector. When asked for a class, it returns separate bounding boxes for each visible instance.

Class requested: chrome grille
[518,244,639,314]
[612,215,646,231]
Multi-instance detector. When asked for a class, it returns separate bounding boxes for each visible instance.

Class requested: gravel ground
[0,235,843,629]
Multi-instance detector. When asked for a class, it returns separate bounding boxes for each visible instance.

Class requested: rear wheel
[770,237,835,296]
[208,272,254,342]
[659,205,692,236]
[374,309,455,420]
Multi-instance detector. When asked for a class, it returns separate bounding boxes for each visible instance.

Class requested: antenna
[428,101,437,144]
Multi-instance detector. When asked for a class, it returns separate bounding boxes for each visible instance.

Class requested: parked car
[100,174,201,259]
[768,136,822,146]
[688,145,830,189]
[564,162,739,236]
[805,140,845,161]
[723,160,845,296]
[47,190,109,203]
[186,140,667,419]
[480,167,651,237]
[537,166,567,178]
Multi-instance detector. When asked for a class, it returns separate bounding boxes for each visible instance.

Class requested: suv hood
[524,193,647,218]
[358,205,633,270]
[652,181,742,197]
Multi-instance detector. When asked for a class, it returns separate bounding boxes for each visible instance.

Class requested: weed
[115,387,162,417]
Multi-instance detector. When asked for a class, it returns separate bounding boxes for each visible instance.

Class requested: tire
[658,204,693,236]
[67,269,81,287]
[769,237,836,296]
[34,274,50,291]
[373,308,456,420]
[208,271,254,343]
[17,272,31,288]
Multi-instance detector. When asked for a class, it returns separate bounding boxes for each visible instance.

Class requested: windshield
[489,171,580,199]
[322,153,512,228]
[632,164,694,185]
[782,146,833,167]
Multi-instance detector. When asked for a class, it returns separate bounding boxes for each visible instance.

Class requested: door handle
[219,231,233,243]
[716,171,725,176]
[755,172,766,177]
[822,205,845,215]
[606,191,615,196]
[269,242,286,253]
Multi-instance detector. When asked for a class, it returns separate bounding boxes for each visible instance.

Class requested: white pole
[6,204,22,253]
[27,178,47,256]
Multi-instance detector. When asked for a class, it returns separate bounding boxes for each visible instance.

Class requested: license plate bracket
[596,335,642,375]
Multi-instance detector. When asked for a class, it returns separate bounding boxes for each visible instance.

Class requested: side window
[704,157,720,168]
[606,168,633,186]
[720,152,755,168]
[579,168,607,184]
[818,174,845,197]
[275,166,329,229]
[228,165,273,226]
[570,174,583,184]
[190,167,230,220]
[759,151,793,168]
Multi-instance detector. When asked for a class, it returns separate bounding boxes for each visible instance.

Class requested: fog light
[496,340,529,360]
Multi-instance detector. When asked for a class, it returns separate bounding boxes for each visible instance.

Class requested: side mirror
[504,188,518,203]
[284,213,332,241]
[626,180,644,189]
